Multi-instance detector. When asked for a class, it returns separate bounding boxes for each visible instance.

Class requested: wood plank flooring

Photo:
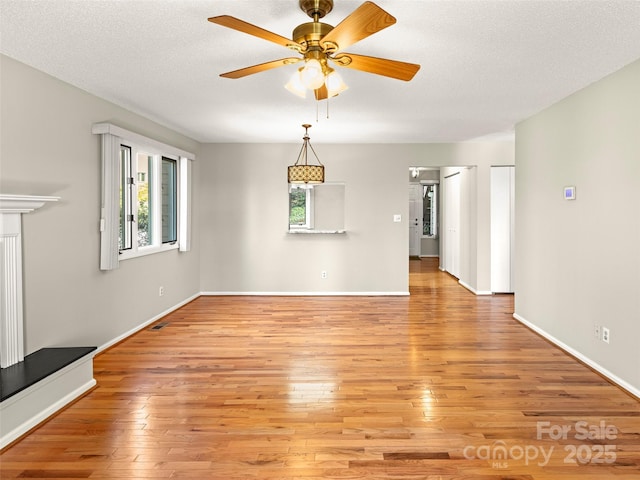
[2,258,639,479]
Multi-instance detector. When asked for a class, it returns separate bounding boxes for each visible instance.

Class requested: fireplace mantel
[0,194,60,213]
[0,193,60,368]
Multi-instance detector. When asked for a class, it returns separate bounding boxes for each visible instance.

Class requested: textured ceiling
[2,0,640,144]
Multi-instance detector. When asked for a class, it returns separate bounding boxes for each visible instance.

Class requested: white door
[444,173,461,278]
[491,166,515,292]
[409,184,422,256]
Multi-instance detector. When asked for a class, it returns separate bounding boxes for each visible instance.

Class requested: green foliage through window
[289,188,307,225]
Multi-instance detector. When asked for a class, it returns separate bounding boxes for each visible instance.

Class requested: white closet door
[491,166,515,292]
[444,173,461,278]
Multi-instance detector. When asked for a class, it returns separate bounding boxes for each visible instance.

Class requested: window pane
[161,157,177,244]
[137,153,152,247]
[289,187,307,225]
[423,184,438,237]
[119,145,132,251]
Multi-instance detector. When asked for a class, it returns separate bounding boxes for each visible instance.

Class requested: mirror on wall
[288,182,345,233]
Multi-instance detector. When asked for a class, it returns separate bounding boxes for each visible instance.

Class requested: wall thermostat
[563,186,576,200]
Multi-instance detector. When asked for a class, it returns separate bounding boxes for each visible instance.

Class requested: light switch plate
[393,214,402,222]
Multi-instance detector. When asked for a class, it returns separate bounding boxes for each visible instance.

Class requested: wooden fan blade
[335,53,420,81]
[320,1,395,52]
[314,84,329,101]
[209,15,303,50]
[220,58,301,79]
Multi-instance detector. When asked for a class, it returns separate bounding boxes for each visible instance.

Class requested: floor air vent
[150,322,169,330]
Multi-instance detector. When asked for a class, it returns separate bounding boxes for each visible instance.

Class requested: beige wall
[515,58,640,394]
[198,142,514,294]
[1,53,515,357]
[198,143,410,293]
[1,55,201,354]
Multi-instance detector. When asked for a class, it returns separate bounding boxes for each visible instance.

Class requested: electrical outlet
[159,286,164,297]
[321,271,328,279]
[602,327,610,344]
[594,324,600,339]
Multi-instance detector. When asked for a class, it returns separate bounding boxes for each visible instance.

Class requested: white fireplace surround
[0,194,60,368]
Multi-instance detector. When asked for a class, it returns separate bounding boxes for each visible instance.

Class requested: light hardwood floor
[1,258,639,479]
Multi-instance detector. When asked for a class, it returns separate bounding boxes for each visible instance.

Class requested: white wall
[515,58,640,394]
[0,55,201,354]
[199,143,514,294]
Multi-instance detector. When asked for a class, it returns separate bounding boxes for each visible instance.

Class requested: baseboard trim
[96,292,200,354]
[513,313,640,400]
[96,289,412,356]
[1,294,200,448]
[458,280,492,296]
[200,291,410,296]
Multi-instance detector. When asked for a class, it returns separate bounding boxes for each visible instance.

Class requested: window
[118,145,179,257]
[94,122,194,270]
[119,145,132,251]
[289,185,314,230]
[288,183,346,233]
[161,157,177,244]
[423,183,438,237]
[136,152,152,248]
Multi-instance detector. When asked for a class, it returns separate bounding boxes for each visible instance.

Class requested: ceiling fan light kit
[208,0,420,101]
[325,70,348,96]
[285,64,348,99]
[299,58,325,89]
[284,71,308,98]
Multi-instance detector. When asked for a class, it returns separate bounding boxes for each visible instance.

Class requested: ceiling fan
[208,0,421,100]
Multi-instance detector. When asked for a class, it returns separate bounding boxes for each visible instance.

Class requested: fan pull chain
[314,99,330,123]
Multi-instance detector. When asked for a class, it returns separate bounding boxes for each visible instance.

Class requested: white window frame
[288,184,314,230]
[118,144,179,260]
[93,123,194,270]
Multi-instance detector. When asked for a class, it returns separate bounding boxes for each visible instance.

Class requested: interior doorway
[408,184,422,256]
[409,164,514,294]
[408,167,440,259]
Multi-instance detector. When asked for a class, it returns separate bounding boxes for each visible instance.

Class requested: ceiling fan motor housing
[292,21,334,49]
[299,0,333,19]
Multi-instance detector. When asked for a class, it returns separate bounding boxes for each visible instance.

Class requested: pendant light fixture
[288,124,324,184]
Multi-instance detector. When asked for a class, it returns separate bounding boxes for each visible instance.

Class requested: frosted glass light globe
[300,59,325,90]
